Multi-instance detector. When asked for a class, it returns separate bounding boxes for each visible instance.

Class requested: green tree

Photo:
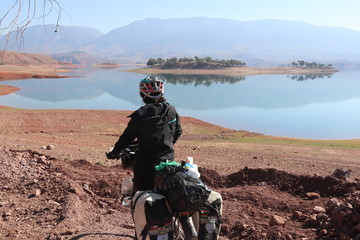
[297,60,305,67]
[146,58,157,67]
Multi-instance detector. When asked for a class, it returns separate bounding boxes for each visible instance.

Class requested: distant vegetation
[146,56,246,69]
[96,62,119,68]
[288,60,333,69]
[98,62,118,66]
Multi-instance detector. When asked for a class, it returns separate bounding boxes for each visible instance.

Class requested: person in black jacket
[106,75,182,191]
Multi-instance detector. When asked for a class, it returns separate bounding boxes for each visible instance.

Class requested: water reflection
[1,68,360,139]
[158,74,245,86]
[1,69,360,110]
[287,74,333,81]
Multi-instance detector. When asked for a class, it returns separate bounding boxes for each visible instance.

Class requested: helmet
[139,75,164,98]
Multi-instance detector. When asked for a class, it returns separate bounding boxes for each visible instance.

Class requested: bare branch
[0,0,63,50]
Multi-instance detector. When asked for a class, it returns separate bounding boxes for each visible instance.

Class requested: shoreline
[0,84,20,95]
[125,66,338,76]
[0,64,76,96]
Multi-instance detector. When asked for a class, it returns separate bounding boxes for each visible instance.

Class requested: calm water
[1,67,360,140]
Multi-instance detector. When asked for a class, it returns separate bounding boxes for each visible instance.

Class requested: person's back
[133,101,179,162]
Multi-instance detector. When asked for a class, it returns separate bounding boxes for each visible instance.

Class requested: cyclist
[106,75,182,192]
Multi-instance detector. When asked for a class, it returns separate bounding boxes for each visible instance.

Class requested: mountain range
[2,17,360,67]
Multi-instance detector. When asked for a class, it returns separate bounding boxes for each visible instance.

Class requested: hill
[0,24,103,55]
[0,51,58,65]
[50,51,103,64]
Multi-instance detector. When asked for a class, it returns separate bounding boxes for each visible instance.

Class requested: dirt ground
[1,108,360,240]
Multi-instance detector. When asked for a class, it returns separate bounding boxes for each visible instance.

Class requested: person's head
[139,75,166,103]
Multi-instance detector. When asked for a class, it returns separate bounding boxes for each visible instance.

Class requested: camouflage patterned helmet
[139,75,164,98]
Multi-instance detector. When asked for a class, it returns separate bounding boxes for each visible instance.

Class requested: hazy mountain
[0,24,103,55]
[50,51,104,64]
[3,18,360,66]
[81,17,360,66]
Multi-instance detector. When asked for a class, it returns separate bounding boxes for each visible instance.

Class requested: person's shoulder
[164,102,177,111]
[129,105,147,118]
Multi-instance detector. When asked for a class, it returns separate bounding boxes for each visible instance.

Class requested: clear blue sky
[2,0,360,34]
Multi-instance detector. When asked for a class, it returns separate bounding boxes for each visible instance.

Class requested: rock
[331,202,353,215]
[240,231,248,238]
[321,221,334,229]
[46,145,55,150]
[327,198,341,209]
[37,156,48,164]
[318,229,328,237]
[292,210,304,219]
[234,221,247,231]
[332,168,351,180]
[303,214,318,227]
[28,193,36,198]
[48,200,61,207]
[316,212,329,222]
[284,233,293,240]
[269,215,286,226]
[82,184,94,195]
[46,214,58,222]
[306,192,320,199]
[35,189,41,196]
[313,206,326,213]
[2,212,11,217]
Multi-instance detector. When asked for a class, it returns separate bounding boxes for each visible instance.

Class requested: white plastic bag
[184,156,200,179]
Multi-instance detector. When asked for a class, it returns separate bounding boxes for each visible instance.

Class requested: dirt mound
[200,166,360,197]
[224,167,360,197]
[1,146,360,239]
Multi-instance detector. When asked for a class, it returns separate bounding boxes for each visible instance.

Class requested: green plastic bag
[154,160,180,171]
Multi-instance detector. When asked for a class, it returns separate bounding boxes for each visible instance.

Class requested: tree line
[288,60,333,69]
[146,56,246,69]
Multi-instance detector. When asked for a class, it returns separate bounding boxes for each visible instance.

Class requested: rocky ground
[1,108,360,240]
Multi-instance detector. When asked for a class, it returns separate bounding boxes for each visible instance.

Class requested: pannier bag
[193,190,223,240]
[154,161,211,214]
[132,190,174,240]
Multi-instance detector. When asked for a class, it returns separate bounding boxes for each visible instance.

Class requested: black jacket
[112,101,182,165]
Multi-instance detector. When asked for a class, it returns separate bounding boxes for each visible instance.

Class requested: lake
[1,66,360,140]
